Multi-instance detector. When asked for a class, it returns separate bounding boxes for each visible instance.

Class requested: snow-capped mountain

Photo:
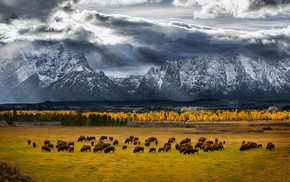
[112,75,142,95]
[135,54,290,101]
[0,44,290,103]
[0,44,128,103]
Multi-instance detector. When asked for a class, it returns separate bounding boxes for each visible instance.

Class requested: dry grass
[0,123,290,182]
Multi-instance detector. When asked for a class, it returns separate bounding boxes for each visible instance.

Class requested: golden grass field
[0,121,290,182]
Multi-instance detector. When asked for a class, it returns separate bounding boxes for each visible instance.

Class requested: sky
[0,0,290,77]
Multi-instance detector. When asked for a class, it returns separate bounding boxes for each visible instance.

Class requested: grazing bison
[248,142,257,149]
[149,148,156,153]
[168,137,176,143]
[148,137,157,142]
[145,141,150,147]
[129,135,134,140]
[240,144,251,151]
[86,136,96,141]
[133,146,144,153]
[33,142,36,148]
[77,136,86,142]
[125,138,133,143]
[175,144,180,150]
[257,144,262,148]
[93,146,103,152]
[104,146,116,153]
[134,137,139,141]
[195,142,204,149]
[47,143,54,148]
[113,140,119,145]
[109,137,114,141]
[213,143,224,151]
[67,142,74,146]
[204,145,214,152]
[266,143,275,151]
[165,146,171,152]
[158,147,165,152]
[27,140,31,145]
[69,146,74,152]
[91,141,94,147]
[41,145,51,152]
[184,148,198,154]
[198,137,206,142]
[58,145,69,152]
[44,140,51,145]
[122,145,128,150]
[80,145,91,152]
[179,146,188,153]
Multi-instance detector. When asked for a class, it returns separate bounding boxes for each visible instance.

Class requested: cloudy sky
[0,0,290,77]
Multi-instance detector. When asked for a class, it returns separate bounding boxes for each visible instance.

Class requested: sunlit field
[0,123,290,182]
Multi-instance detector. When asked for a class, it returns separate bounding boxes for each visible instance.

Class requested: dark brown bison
[240,144,251,151]
[58,145,69,152]
[80,145,91,152]
[77,136,86,142]
[93,146,103,152]
[206,141,214,144]
[133,137,139,141]
[179,146,188,153]
[158,147,164,152]
[149,148,156,153]
[145,141,150,147]
[175,144,180,150]
[168,137,176,143]
[67,142,74,146]
[248,142,257,149]
[56,142,65,148]
[27,140,31,145]
[86,136,96,141]
[44,140,51,145]
[109,137,114,141]
[204,145,214,152]
[125,138,133,143]
[57,140,67,145]
[104,146,116,153]
[148,137,157,142]
[91,141,94,147]
[100,136,108,140]
[69,146,74,152]
[198,137,206,142]
[122,145,127,150]
[195,142,204,149]
[257,144,262,148]
[266,143,275,151]
[184,148,198,154]
[47,143,54,148]
[41,145,51,152]
[32,142,36,148]
[213,143,224,151]
[165,146,171,152]
[129,135,134,140]
[164,143,171,148]
[133,146,144,153]
[113,140,119,145]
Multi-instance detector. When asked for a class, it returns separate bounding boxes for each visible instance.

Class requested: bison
[41,145,51,152]
[80,145,91,152]
[125,138,133,143]
[240,144,251,151]
[87,136,96,141]
[104,146,116,153]
[58,145,69,152]
[44,140,51,145]
[122,145,128,150]
[133,146,144,153]
[266,143,275,151]
[109,137,114,141]
[33,142,36,148]
[69,146,74,152]
[198,137,206,142]
[149,148,156,153]
[165,146,171,152]
[93,146,103,152]
[67,142,74,146]
[113,140,119,145]
[204,145,214,152]
[77,136,86,142]
[27,140,31,145]
[195,142,204,149]
[184,148,198,154]
[158,147,164,152]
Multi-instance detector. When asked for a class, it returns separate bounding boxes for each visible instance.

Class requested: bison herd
[27,135,275,155]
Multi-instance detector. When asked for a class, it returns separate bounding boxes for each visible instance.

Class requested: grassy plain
[0,121,290,182]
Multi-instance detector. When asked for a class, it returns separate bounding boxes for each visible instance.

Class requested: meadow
[0,122,290,182]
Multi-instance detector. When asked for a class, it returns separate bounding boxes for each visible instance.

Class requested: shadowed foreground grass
[0,126,289,182]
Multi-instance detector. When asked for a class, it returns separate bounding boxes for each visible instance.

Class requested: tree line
[0,110,289,126]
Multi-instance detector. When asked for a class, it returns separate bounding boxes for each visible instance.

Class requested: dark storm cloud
[0,0,78,23]
[249,0,290,11]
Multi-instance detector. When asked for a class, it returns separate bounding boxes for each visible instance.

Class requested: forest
[1,110,289,126]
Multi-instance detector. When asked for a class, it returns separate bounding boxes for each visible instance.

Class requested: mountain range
[0,44,290,103]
